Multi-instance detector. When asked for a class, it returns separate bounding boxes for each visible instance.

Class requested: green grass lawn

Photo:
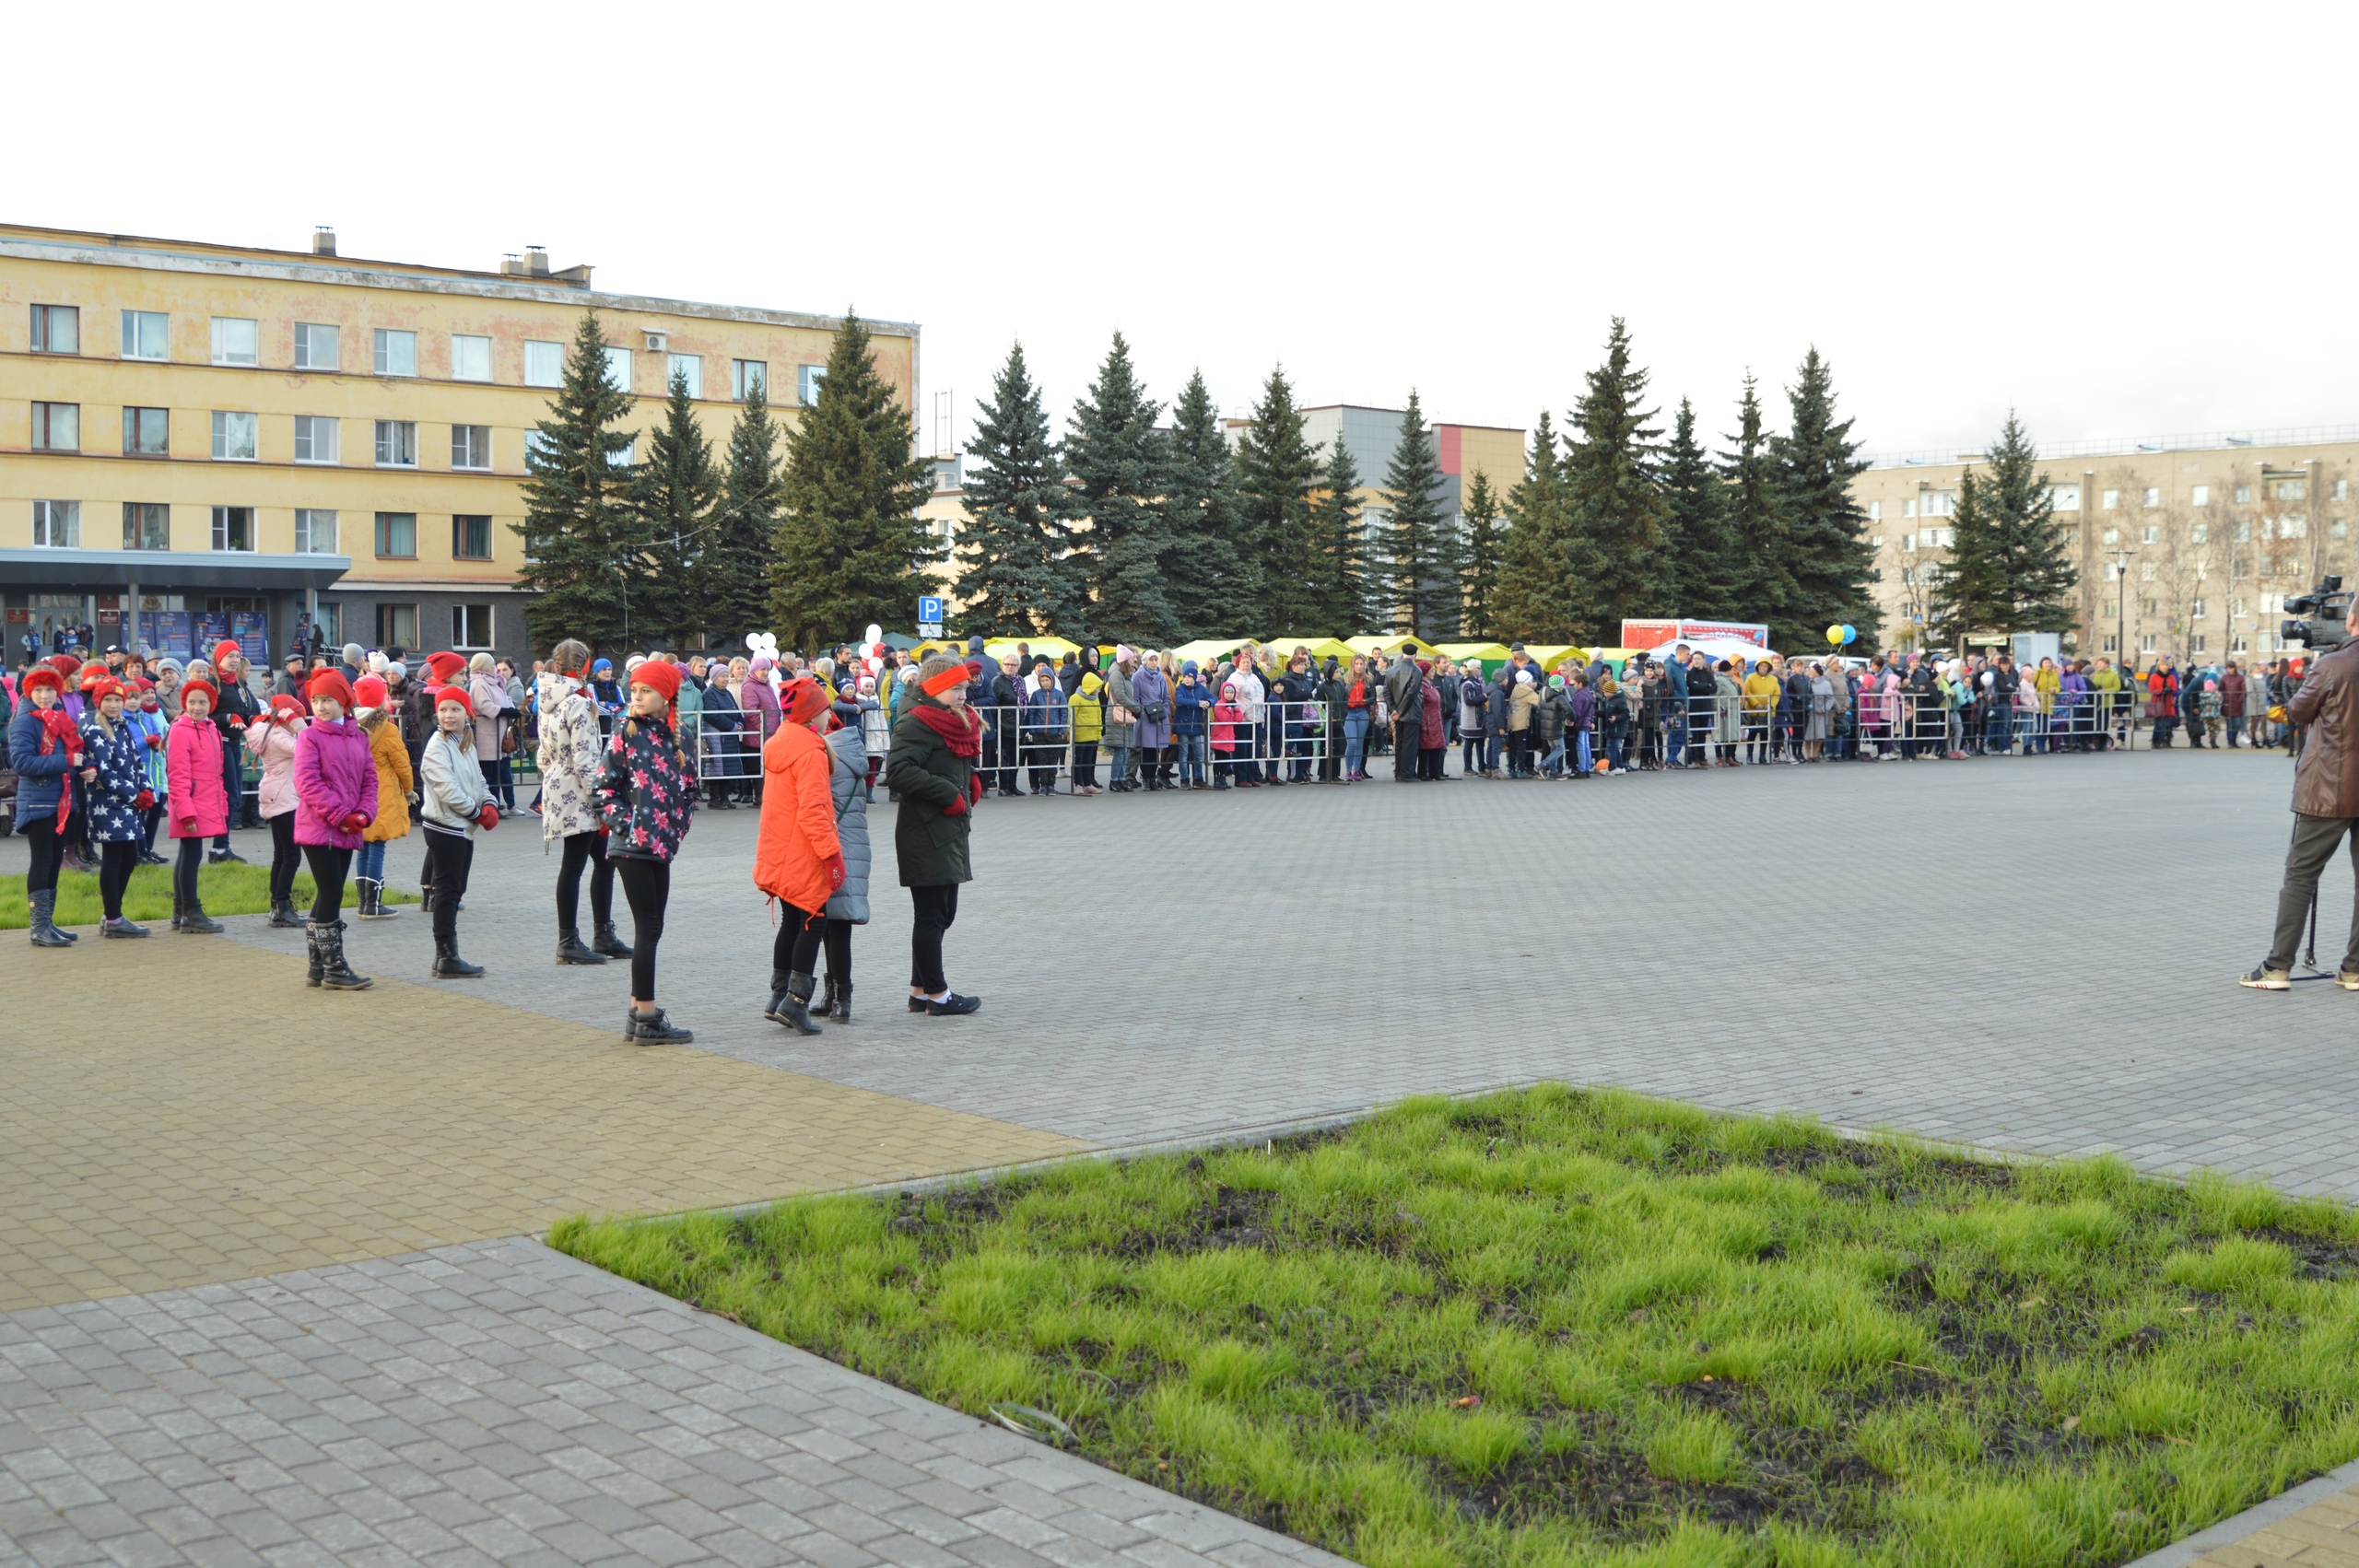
[554,1086,2359,1568]
[0,861,417,929]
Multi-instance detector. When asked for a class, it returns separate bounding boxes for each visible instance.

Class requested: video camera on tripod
[2282,575,2353,651]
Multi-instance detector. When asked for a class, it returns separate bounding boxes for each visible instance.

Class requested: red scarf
[913,701,981,758]
[39,708,81,830]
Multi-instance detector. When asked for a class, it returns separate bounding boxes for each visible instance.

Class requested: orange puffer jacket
[753,721,841,916]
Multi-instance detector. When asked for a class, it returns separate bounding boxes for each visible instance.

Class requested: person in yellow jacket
[353,674,412,920]
[1069,669,1106,794]
[1741,661,1780,765]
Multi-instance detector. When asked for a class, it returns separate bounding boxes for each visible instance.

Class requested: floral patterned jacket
[536,673,604,842]
[594,712,695,862]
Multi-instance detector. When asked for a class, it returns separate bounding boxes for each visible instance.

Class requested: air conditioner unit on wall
[643,330,669,353]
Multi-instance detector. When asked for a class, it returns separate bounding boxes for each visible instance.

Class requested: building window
[451,425,492,470]
[2048,485,2081,511]
[2142,487,2160,508]
[293,322,340,370]
[2338,479,2351,501]
[1900,533,1915,553]
[604,346,633,394]
[2334,520,2349,540]
[524,429,555,465]
[2231,635,2249,654]
[2100,489,2118,510]
[30,402,78,451]
[374,420,417,467]
[211,506,255,552]
[451,333,492,382]
[2234,483,2253,503]
[2141,525,2159,544]
[1922,527,1954,548]
[2190,522,2208,543]
[120,310,168,360]
[733,358,767,400]
[2190,635,2207,653]
[452,603,493,648]
[210,317,258,366]
[2273,479,2306,500]
[2139,563,2156,581]
[31,500,80,548]
[123,406,169,456]
[373,511,417,558]
[1900,566,1916,586]
[2139,634,2155,654]
[2190,598,2206,619]
[2280,515,2307,539]
[2191,485,2210,507]
[2101,526,2118,545]
[798,364,826,405]
[294,509,337,554]
[29,304,78,354]
[293,415,339,463]
[2235,520,2251,542]
[378,603,418,649]
[122,503,170,550]
[452,514,492,560]
[666,353,701,398]
[607,438,635,469]
[524,340,564,387]
[2101,634,2118,653]
[372,329,417,377]
[211,411,258,462]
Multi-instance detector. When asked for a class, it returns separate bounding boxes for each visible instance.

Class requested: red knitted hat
[430,684,475,717]
[179,678,218,708]
[78,661,110,691]
[308,670,356,710]
[628,660,681,704]
[423,650,468,683]
[212,640,242,666]
[21,667,65,697]
[89,676,125,704]
[269,693,306,720]
[352,675,388,709]
[46,653,79,677]
[779,676,828,727]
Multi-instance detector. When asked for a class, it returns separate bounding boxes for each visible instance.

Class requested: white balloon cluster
[860,623,887,682]
[745,631,784,696]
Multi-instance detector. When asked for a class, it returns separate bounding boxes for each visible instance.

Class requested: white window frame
[31,499,81,548]
[29,304,79,355]
[292,415,340,464]
[452,603,494,649]
[210,317,258,367]
[374,419,417,468]
[733,358,767,400]
[523,340,564,388]
[604,346,633,395]
[293,509,338,555]
[210,505,257,553]
[372,328,418,377]
[2191,485,2210,507]
[451,333,493,382]
[211,410,259,462]
[2235,484,2253,503]
[2190,522,2208,543]
[293,322,340,371]
[666,353,701,399]
[2048,485,2081,511]
[2101,489,2119,510]
[120,310,168,360]
[798,364,826,405]
[2280,514,2308,539]
[451,425,492,471]
[2142,487,2161,508]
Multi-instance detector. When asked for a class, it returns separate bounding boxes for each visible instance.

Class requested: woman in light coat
[1131,651,1173,790]
[536,638,628,965]
[1103,648,1141,792]
[244,694,309,929]
[467,651,516,810]
[418,686,497,979]
[815,705,872,1022]
[1712,661,1743,765]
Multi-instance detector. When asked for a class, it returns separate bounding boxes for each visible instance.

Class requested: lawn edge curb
[2122,1456,2359,1567]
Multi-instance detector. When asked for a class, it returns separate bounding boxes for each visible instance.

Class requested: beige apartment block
[2,222,915,665]
[1853,427,2359,662]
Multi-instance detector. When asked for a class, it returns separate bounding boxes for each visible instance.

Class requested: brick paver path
[6,748,2358,1564]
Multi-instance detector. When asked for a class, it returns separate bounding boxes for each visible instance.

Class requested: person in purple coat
[292,670,378,990]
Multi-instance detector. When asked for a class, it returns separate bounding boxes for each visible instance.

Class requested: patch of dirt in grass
[1115,1184,1281,1258]
[2249,1224,2359,1280]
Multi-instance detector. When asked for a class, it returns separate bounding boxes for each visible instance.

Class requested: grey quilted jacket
[824,724,872,923]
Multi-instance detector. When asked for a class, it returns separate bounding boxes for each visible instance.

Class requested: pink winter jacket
[165,713,229,838]
[244,716,306,819]
[293,719,376,848]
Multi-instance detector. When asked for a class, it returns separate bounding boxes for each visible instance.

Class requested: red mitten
[178,815,197,834]
[338,811,367,834]
[968,773,985,806]
[823,852,846,891]
[135,790,155,811]
[145,733,162,749]
[940,792,968,819]
[476,803,499,831]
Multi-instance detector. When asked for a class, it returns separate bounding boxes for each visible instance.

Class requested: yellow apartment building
[1,222,917,666]
[1853,427,2359,662]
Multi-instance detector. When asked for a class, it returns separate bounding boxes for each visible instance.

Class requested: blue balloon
[1840,624,1858,644]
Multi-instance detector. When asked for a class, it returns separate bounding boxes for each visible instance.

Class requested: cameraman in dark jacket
[2242,612,2359,989]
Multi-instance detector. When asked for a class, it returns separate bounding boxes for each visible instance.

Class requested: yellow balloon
[1826,625,1845,645]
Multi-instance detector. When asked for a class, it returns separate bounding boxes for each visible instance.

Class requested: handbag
[1144,702,1169,724]
[500,715,520,755]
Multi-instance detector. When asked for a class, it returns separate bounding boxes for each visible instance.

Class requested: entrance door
[30,592,90,657]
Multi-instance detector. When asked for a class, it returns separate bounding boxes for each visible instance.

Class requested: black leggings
[771,902,853,980]
[557,830,616,930]
[425,831,474,941]
[174,836,203,909]
[267,813,299,906]
[303,845,351,924]
[615,856,670,1000]
[22,814,72,895]
[910,882,958,995]
[99,840,137,919]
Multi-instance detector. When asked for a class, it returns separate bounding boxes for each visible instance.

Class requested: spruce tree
[1459,469,1502,639]
[1927,468,2005,647]
[1161,370,1252,637]
[1560,319,1672,644]
[768,311,936,651]
[1067,333,1176,645]
[703,376,783,649]
[632,366,720,647]
[954,341,1082,637]
[1769,347,1877,651]
[1979,412,2079,632]
[1234,367,1323,631]
[1660,398,1734,620]
[1382,391,1454,637]
[1306,437,1367,632]
[1493,413,1579,640]
[517,311,643,654]
[1723,373,1794,637]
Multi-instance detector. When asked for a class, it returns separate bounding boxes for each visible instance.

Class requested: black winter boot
[627,1006,694,1044]
[101,915,150,938]
[432,935,484,978]
[180,897,223,935]
[313,919,371,990]
[28,890,73,949]
[303,922,324,987]
[556,927,607,965]
[593,921,633,959]
[831,981,852,1025]
[813,975,838,1017]
[269,897,305,929]
[764,969,821,1035]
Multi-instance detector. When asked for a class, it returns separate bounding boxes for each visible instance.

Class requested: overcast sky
[19,1,2353,465]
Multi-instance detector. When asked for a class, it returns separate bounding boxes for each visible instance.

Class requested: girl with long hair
[80,677,153,938]
[353,674,413,920]
[537,639,628,964]
[291,672,377,990]
[418,684,499,978]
